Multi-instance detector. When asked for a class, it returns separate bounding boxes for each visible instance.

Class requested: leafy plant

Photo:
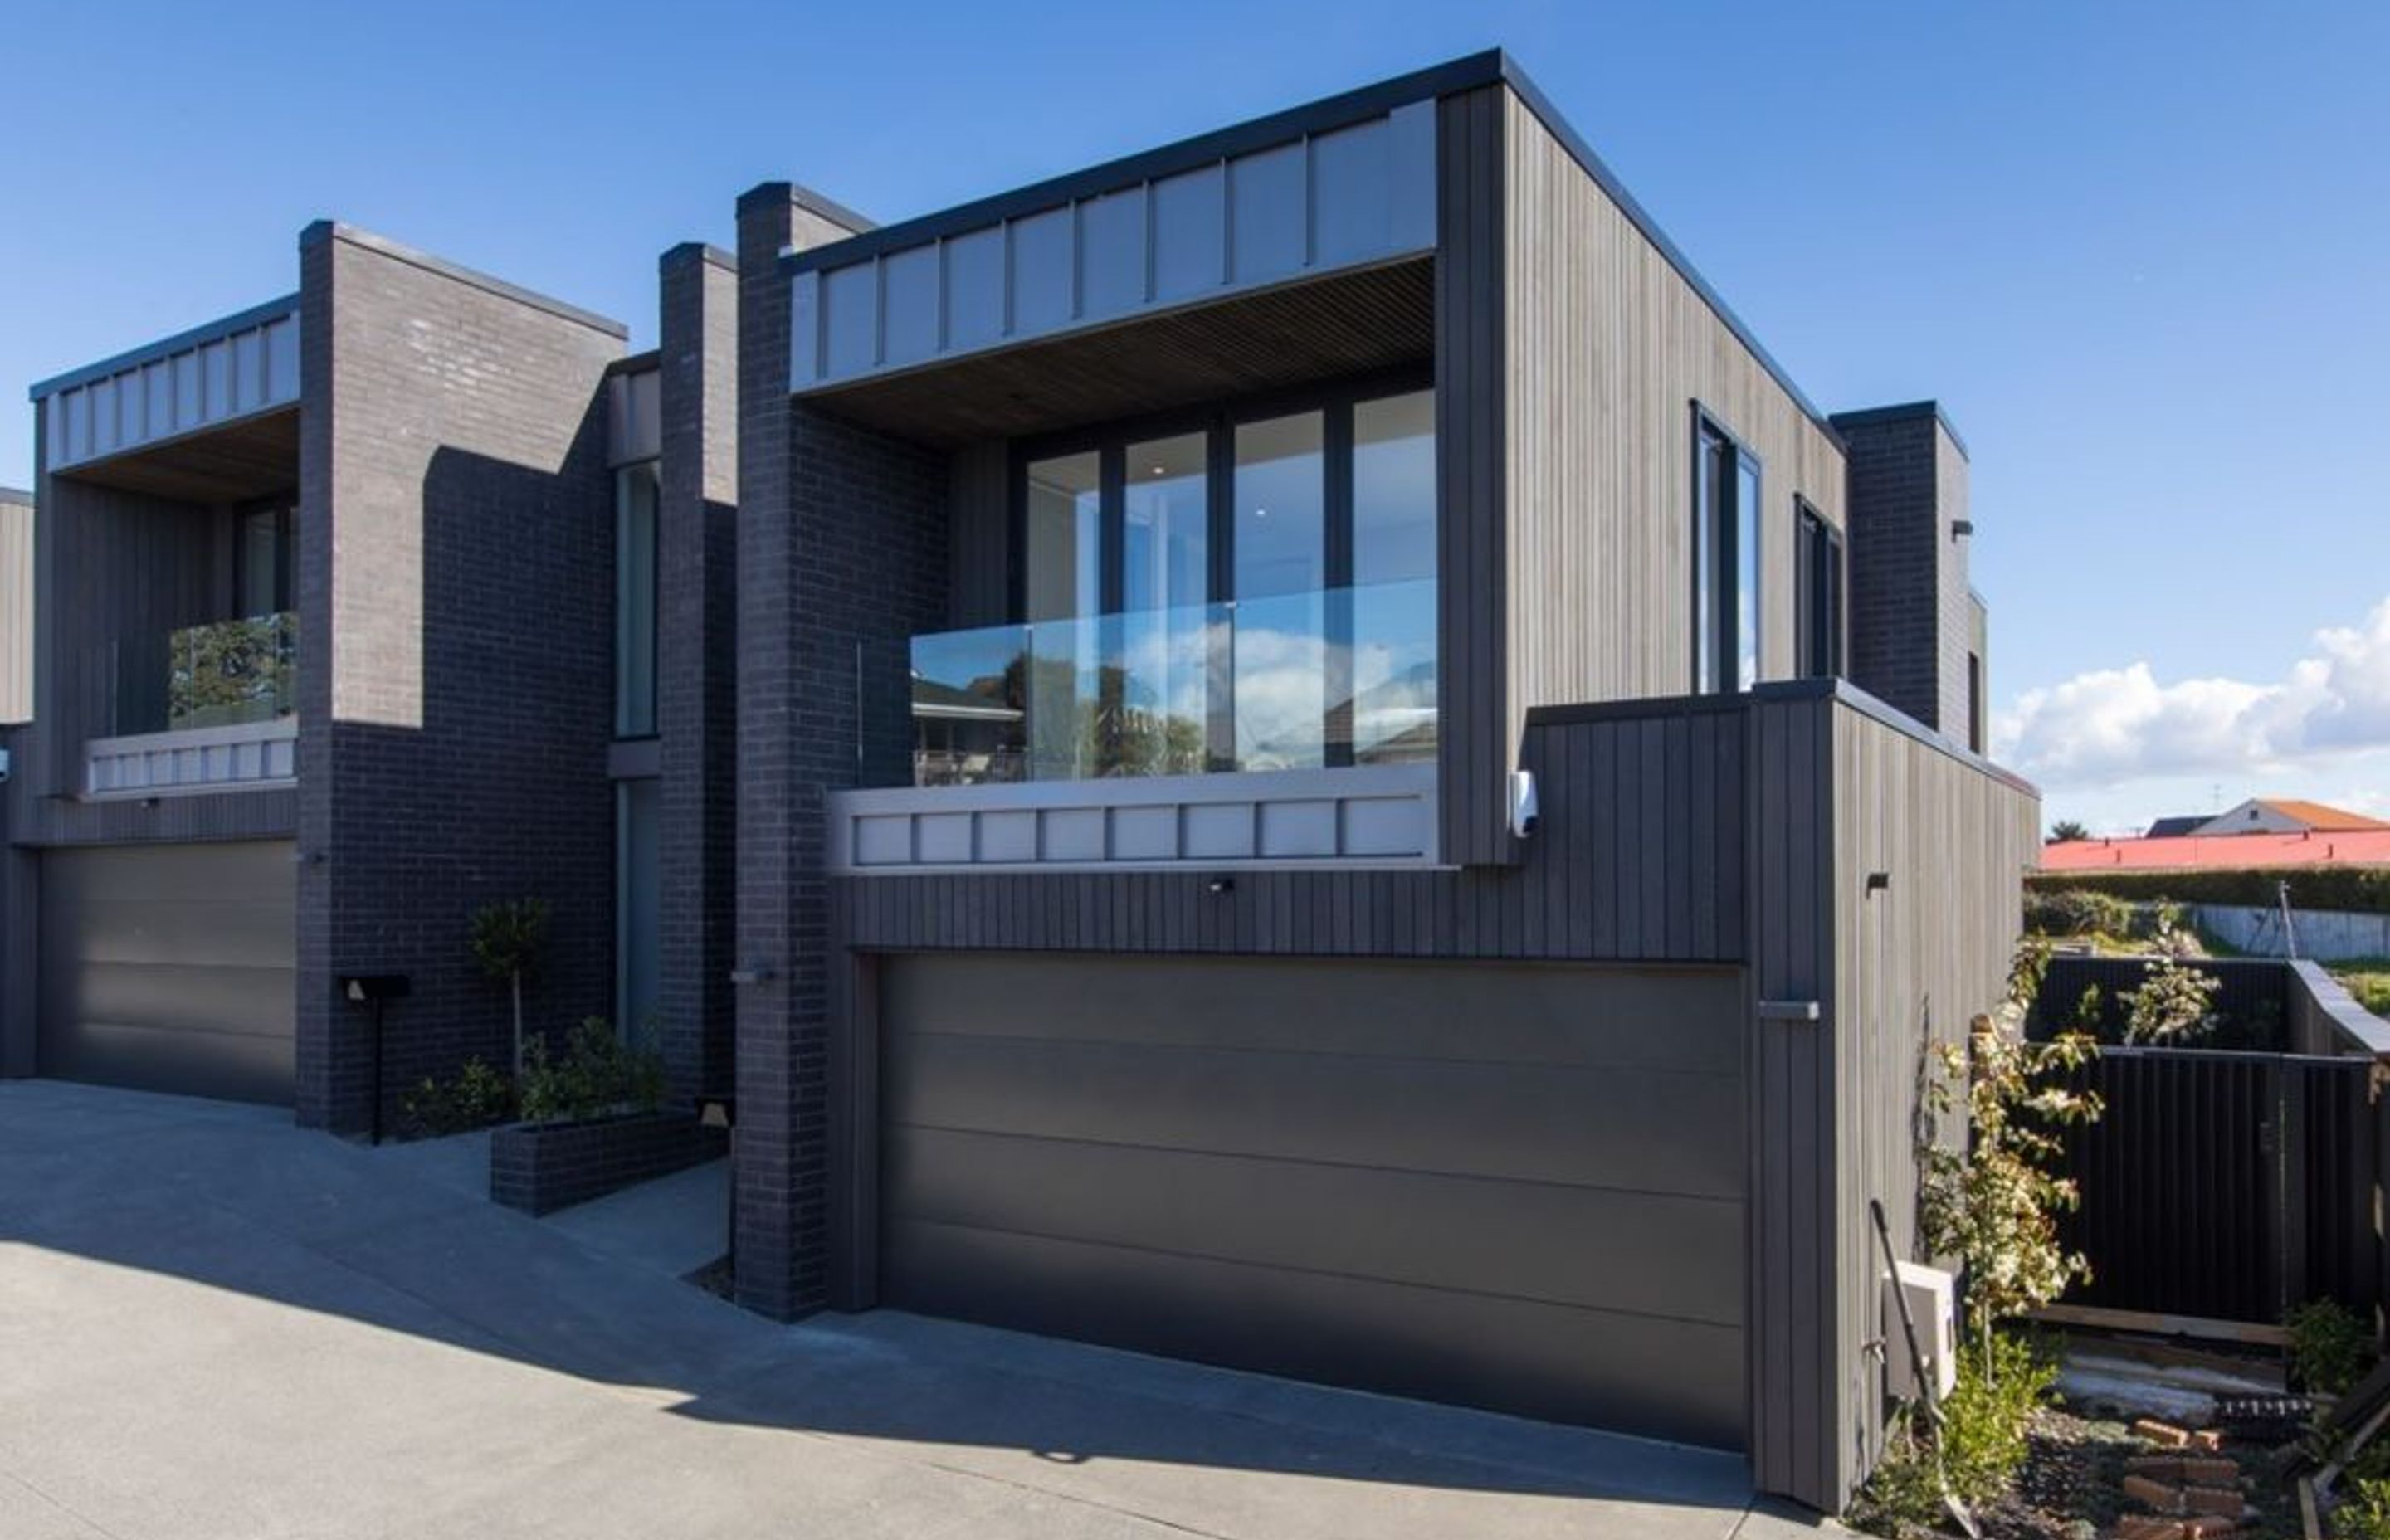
[2290,1299,2378,1396]
[1853,1329,2058,1530]
[517,1016,666,1126]
[2047,819,2090,844]
[1921,940,2105,1352]
[468,898,550,1076]
[2122,925,2223,1045]
[2337,1476,2390,1540]
[398,1056,516,1138]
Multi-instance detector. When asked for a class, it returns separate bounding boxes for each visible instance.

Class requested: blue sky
[7,0,2388,833]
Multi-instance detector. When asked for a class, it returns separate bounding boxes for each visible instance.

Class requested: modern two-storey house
[728,53,2031,1513]
[0,225,743,1133]
[1,50,2032,1517]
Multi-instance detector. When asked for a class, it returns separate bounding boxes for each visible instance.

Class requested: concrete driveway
[0,1081,1838,1539]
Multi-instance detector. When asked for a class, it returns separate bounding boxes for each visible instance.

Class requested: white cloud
[1996,596,2390,788]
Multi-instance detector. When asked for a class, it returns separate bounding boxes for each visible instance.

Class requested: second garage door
[38,841,297,1106]
[880,952,1749,1450]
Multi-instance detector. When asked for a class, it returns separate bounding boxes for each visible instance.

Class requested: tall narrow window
[1232,411,1327,769]
[614,461,660,738]
[237,504,292,616]
[1693,413,1759,694]
[1119,433,1210,774]
[1796,500,1845,680]
[616,777,661,1037]
[1349,390,1436,763]
[1022,451,1105,778]
[1023,451,1103,622]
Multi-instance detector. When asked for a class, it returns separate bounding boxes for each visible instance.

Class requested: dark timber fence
[2033,957,2390,1328]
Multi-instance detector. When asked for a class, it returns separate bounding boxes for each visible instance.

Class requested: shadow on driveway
[0,1081,1821,1539]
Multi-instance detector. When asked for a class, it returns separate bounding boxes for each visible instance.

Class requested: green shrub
[2023,887,2137,939]
[398,1056,515,1137]
[2290,1299,2378,1396]
[1852,1329,2057,1530]
[2337,1476,2390,1539]
[2026,866,2390,917]
[518,1016,666,1126]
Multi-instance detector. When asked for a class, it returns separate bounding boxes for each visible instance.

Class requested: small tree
[2047,819,2090,844]
[2124,924,2222,1045]
[469,898,550,1076]
[1920,940,2105,1366]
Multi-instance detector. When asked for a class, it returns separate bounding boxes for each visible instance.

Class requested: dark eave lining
[776,48,1848,446]
[28,293,300,402]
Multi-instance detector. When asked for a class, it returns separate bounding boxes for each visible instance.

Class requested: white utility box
[1883,1261,1957,1401]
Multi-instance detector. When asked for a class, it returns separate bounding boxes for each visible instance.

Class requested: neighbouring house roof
[2041,829,2390,873]
[2249,798,2390,832]
[2144,816,2207,839]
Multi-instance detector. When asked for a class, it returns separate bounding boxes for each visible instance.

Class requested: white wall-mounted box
[1884,1260,1957,1401]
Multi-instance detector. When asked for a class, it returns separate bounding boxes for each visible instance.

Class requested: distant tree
[2048,819,2090,844]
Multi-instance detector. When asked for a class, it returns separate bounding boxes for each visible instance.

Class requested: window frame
[1005,363,1433,626]
[1795,496,1846,681]
[612,458,661,741]
[1003,364,1434,772]
[1690,403,1763,694]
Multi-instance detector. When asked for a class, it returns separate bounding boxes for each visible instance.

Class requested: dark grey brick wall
[1834,407,1970,734]
[490,1112,728,1216]
[733,185,943,1321]
[656,244,739,1109]
[295,223,626,1135]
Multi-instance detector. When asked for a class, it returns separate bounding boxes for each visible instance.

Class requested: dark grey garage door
[38,841,296,1106]
[880,953,1748,1450]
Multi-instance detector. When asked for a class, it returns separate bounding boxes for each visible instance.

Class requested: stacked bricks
[2114,1421,2246,1538]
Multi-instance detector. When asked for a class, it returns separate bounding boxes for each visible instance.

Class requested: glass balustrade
[100,612,298,737]
[909,580,1434,787]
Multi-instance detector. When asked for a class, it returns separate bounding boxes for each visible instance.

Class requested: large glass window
[916,378,1439,786]
[614,461,659,738]
[1693,412,1760,694]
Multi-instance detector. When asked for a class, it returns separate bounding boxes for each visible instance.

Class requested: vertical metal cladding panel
[37,841,297,1105]
[788,104,1437,395]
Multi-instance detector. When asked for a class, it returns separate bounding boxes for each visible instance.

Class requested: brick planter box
[489,1111,725,1216]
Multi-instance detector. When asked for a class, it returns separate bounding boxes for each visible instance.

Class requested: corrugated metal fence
[2056,1048,2380,1325]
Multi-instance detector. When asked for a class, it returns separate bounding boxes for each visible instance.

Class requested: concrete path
[0,1081,1841,1539]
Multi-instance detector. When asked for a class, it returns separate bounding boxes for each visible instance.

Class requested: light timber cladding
[1500,90,1846,756]
[0,491,28,724]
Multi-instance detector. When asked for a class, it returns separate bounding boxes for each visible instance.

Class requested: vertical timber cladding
[1745,688,2036,1510]
[1498,85,1846,832]
[878,952,1750,1450]
[38,841,298,1105]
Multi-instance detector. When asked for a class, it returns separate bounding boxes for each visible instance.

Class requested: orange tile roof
[2254,798,2390,831]
[2041,828,2390,872]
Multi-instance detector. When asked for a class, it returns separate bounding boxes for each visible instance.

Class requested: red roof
[2041,828,2390,872]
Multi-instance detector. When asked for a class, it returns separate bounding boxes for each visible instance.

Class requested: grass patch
[2329,960,2390,1016]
